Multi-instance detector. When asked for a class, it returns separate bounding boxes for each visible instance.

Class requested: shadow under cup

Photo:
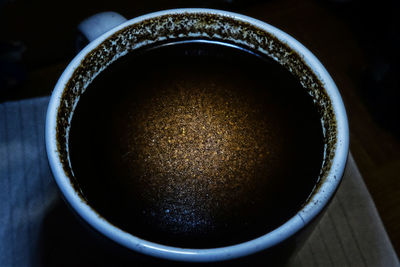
[46,9,349,263]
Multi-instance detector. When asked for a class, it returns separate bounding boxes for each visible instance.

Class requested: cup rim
[46,8,349,262]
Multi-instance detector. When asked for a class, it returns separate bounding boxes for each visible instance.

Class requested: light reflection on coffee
[68,40,324,248]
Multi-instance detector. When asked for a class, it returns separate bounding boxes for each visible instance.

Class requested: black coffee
[69,40,324,248]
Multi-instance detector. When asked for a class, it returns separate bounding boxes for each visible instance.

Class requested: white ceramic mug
[46,8,349,263]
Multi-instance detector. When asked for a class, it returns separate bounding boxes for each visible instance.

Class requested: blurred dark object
[319,0,400,136]
[0,41,26,97]
[0,0,14,8]
[362,59,400,136]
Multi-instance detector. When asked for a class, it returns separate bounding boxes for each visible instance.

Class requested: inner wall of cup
[56,12,337,204]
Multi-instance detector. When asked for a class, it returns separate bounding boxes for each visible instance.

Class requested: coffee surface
[69,41,324,248]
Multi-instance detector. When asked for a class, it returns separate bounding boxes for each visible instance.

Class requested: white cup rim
[46,8,349,262]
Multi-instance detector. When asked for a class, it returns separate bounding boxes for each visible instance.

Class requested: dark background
[1,0,399,257]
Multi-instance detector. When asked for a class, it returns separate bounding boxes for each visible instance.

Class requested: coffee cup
[46,8,349,263]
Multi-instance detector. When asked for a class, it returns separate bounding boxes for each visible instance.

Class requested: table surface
[1,0,400,257]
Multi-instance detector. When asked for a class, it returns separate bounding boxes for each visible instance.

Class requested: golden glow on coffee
[120,82,274,231]
[68,41,323,247]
